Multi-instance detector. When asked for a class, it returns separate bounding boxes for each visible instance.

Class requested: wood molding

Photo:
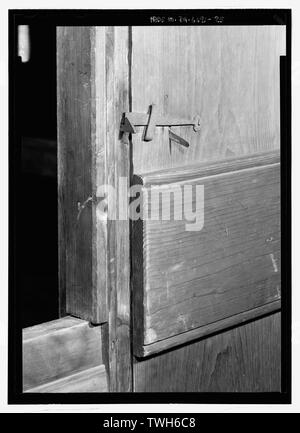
[135,150,280,186]
[135,300,281,357]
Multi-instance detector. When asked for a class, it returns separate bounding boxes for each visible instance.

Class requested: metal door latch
[120,104,201,146]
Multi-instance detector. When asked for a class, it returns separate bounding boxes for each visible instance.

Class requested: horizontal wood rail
[24,365,107,393]
[23,316,107,393]
[134,150,280,186]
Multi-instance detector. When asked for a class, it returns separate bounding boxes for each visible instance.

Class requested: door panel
[132,154,280,352]
[131,26,285,174]
[134,312,281,392]
[131,25,284,390]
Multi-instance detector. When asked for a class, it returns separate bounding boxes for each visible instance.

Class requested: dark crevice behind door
[16,23,58,327]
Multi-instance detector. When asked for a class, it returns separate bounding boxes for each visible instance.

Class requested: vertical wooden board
[57,27,107,323]
[57,27,132,390]
[131,26,286,174]
[134,312,281,392]
[105,26,132,392]
[57,27,93,320]
[92,27,108,322]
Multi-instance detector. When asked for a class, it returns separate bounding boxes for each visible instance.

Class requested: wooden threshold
[133,151,281,353]
[24,365,107,393]
[23,316,107,393]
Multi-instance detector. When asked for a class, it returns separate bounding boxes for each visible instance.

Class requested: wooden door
[130,26,285,391]
[57,25,286,393]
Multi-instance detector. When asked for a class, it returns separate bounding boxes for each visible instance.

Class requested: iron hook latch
[120,104,201,147]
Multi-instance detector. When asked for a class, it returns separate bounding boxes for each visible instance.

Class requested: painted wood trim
[24,365,108,393]
[135,300,281,357]
[23,316,103,391]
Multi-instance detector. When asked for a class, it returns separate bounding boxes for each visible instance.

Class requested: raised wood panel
[134,312,281,392]
[131,26,285,174]
[133,153,280,352]
[23,316,103,391]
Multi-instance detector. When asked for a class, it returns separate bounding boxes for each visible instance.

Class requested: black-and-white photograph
[6,7,292,410]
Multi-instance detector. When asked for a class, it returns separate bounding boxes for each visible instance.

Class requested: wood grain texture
[136,300,280,357]
[131,26,285,174]
[57,27,132,391]
[134,312,281,392]
[57,27,107,322]
[133,155,281,351]
[25,365,108,393]
[105,26,132,392]
[23,316,103,391]
[138,150,280,186]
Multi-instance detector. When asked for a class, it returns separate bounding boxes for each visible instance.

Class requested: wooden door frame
[57,26,132,392]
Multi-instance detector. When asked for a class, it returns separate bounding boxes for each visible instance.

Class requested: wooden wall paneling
[134,312,281,392]
[133,152,281,353]
[131,26,286,174]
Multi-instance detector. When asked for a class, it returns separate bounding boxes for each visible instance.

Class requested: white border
[1,0,298,413]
